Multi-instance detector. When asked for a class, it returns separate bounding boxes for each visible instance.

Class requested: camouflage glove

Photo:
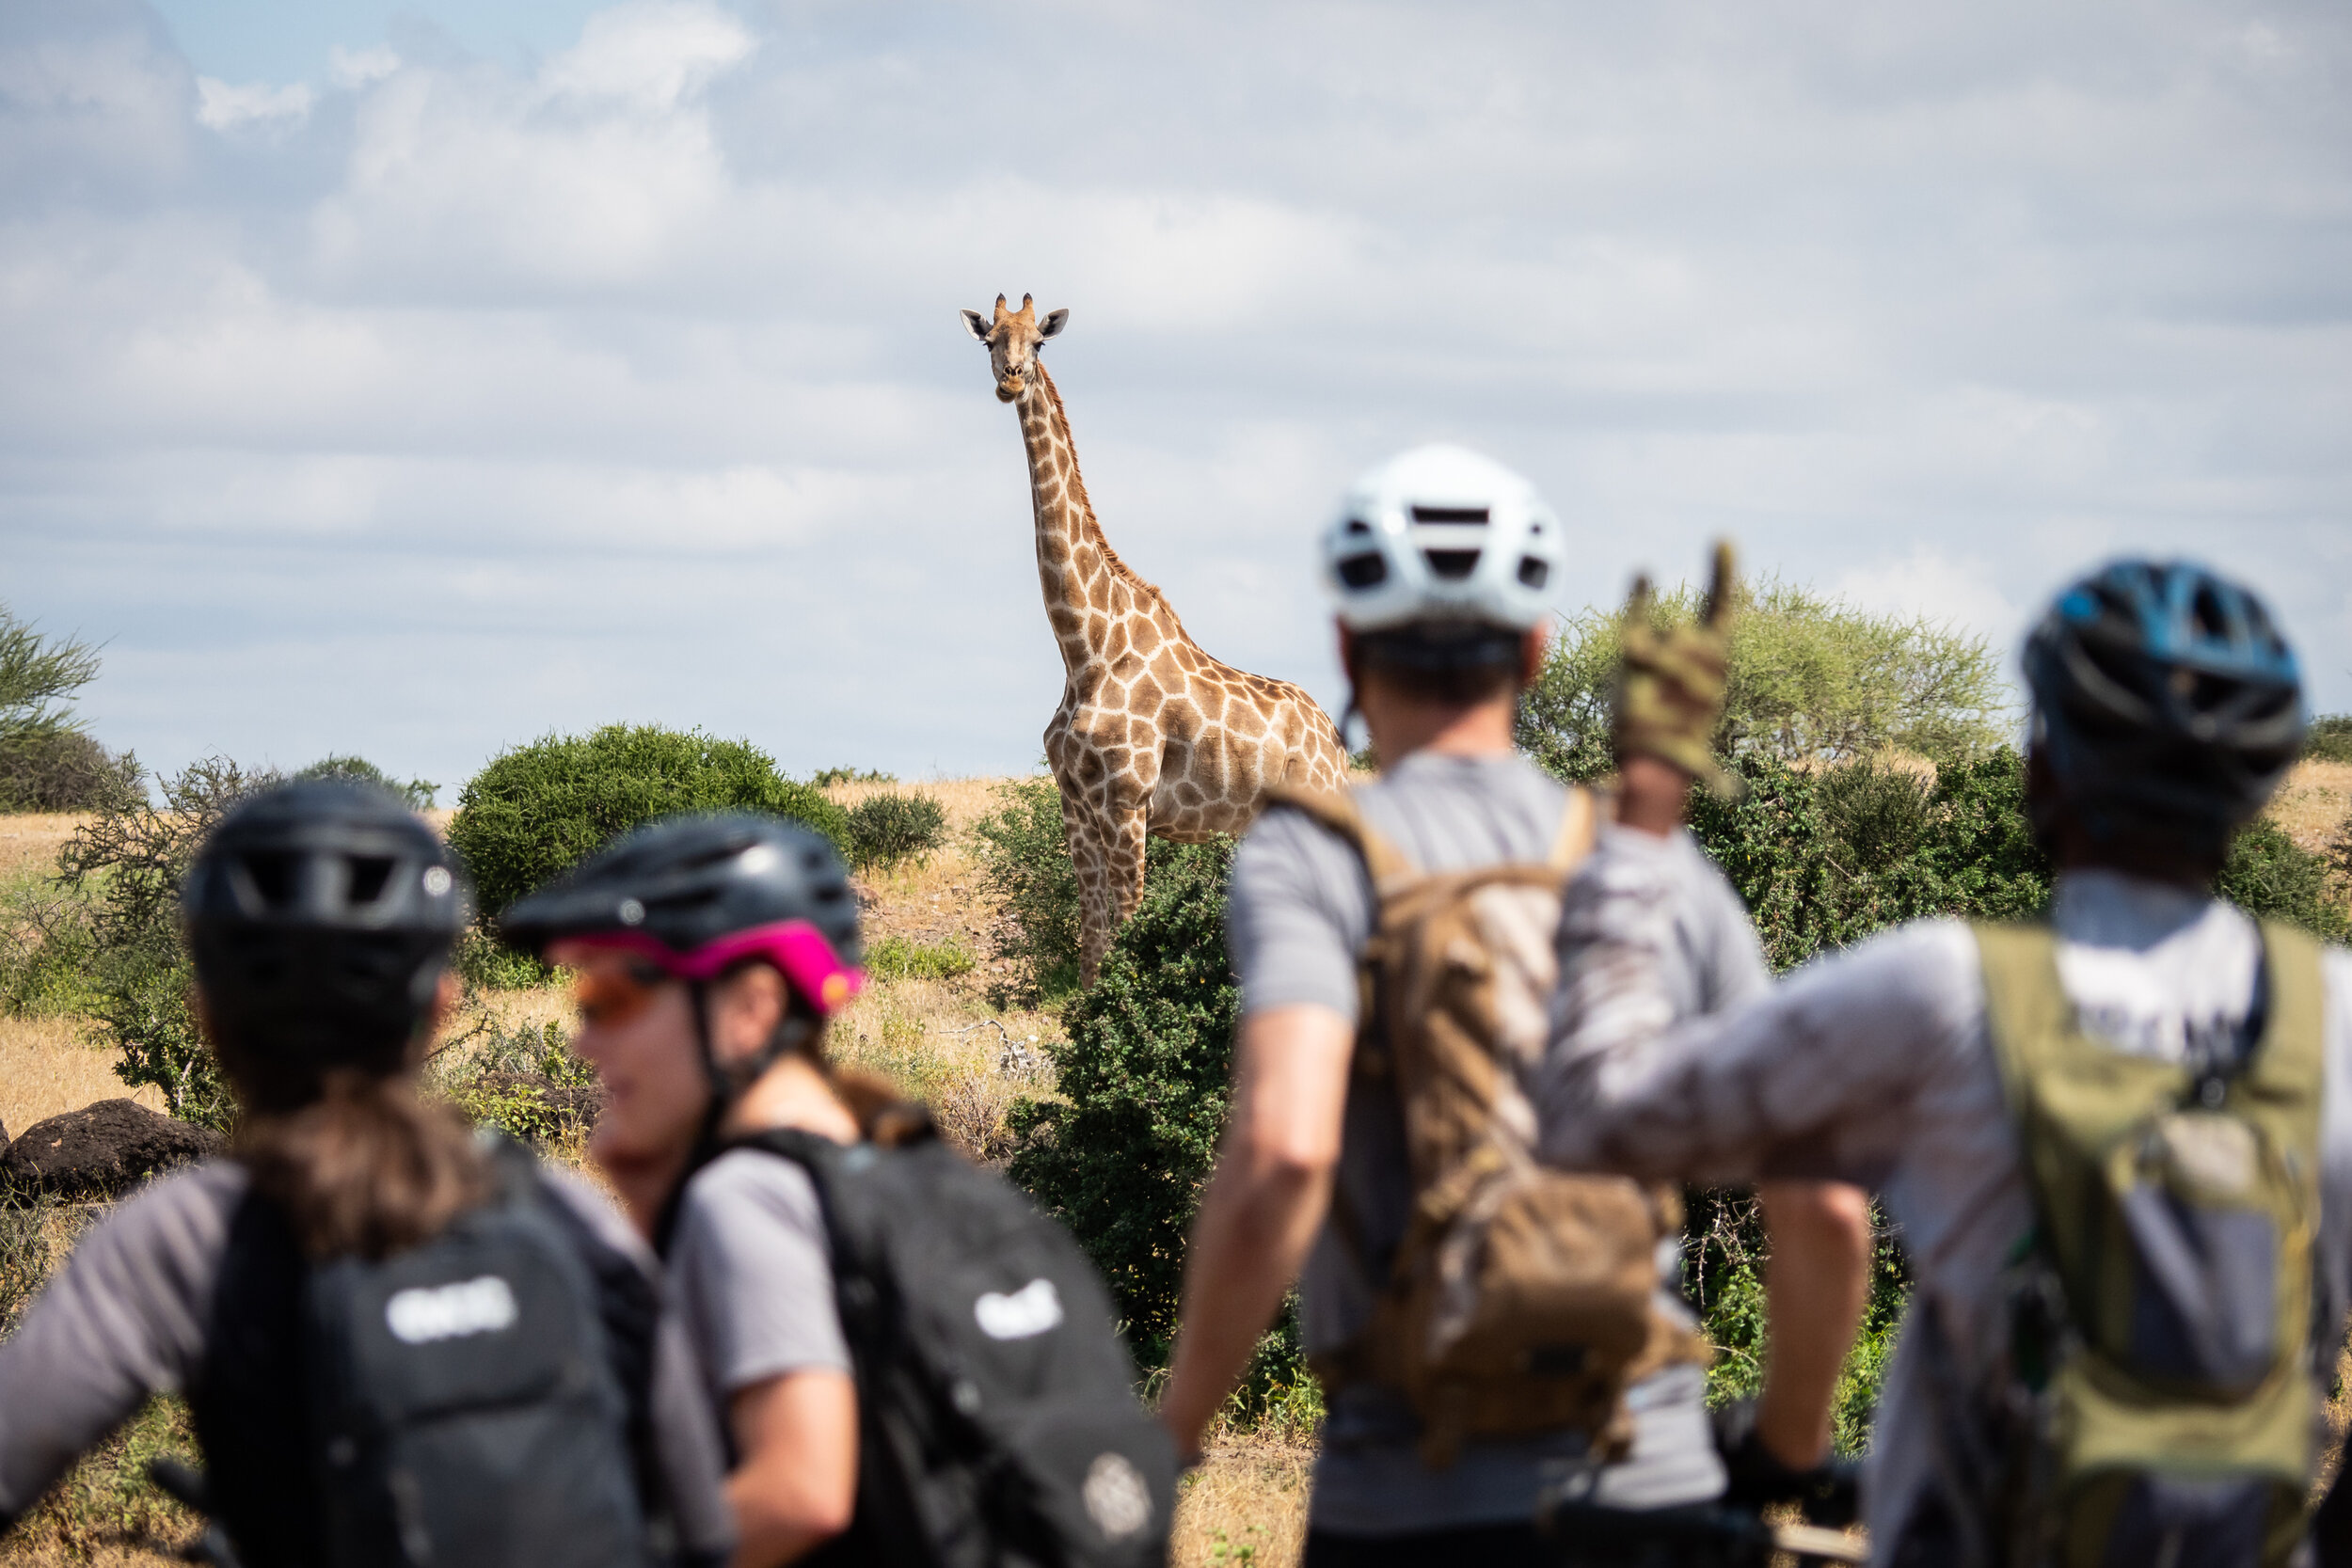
[1613,540,1739,797]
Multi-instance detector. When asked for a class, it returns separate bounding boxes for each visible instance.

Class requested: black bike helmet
[2023,559,2305,856]
[183,779,467,1106]
[501,812,861,990]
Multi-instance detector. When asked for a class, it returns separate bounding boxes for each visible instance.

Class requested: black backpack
[723,1126,1177,1568]
[194,1139,669,1568]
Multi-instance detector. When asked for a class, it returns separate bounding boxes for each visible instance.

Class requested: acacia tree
[0,604,136,812]
[1517,578,2011,781]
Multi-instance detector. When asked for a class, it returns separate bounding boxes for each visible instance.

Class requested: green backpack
[1975,919,2326,1567]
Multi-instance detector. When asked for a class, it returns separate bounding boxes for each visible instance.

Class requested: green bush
[447,724,851,935]
[56,757,278,1126]
[1008,837,1238,1359]
[813,766,896,785]
[974,778,1085,1001]
[2217,817,2351,942]
[1518,578,2011,782]
[294,753,437,810]
[0,728,141,814]
[848,792,948,871]
[2305,715,2352,764]
[866,933,976,982]
[1689,750,2051,972]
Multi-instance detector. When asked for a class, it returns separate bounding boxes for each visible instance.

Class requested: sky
[3,0,2348,793]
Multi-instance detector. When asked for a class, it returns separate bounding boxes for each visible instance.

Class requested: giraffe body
[963,295,1347,983]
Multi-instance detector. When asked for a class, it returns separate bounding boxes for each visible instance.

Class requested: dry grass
[0,816,83,885]
[2269,759,2352,858]
[0,1018,161,1139]
[1172,1430,1316,1568]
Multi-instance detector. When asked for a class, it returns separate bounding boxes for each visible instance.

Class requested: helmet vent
[1424,548,1480,580]
[1517,557,1549,590]
[1342,517,1372,536]
[2190,586,2227,641]
[1336,553,1388,589]
[347,857,395,904]
[243,852,299,909]
[1411,506,1488,525]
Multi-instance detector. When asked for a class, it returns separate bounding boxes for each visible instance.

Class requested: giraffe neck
[1014,363,1126,676]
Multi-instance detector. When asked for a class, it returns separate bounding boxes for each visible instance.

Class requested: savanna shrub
[1008,837,1238,1358]
[58,757,280,1126]
[294,753,437,810]
[2217,816,2352,942]
[1518,578,2010,781]
[0,604,136,814]
[847,792,947,870]
[814,766,896,785]
[865,933,976,982]
[1689,749,2051,972]
[447,724,851,929]
[0,729,141,814]
[2304,715,2352,764]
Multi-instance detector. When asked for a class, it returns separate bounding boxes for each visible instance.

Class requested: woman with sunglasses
[499,814,873,1568]
[0,780,734,1568]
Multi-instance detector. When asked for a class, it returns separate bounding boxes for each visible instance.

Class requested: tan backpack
[1270,783,1707,1469]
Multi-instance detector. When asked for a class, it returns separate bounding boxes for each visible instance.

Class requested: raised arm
[1539,849,1980,1187]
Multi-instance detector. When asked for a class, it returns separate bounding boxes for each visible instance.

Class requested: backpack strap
[1262,782,1420,892]
[1544,786,1599,874]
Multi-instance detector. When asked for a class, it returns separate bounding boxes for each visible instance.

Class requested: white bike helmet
[1322,446,1564,636]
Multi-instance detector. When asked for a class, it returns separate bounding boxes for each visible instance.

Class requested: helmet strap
[656,974,824,1255]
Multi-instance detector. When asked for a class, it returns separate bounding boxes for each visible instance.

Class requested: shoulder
[55,1158,248,1312]
[534,1163,660,1274]
[675,1148,828,1251]
[95,1158,248,1256]
[1239,795,1361,874]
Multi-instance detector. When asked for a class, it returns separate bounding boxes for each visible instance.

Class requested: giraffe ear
[960,309,990,341]
[1038,308,1068,339]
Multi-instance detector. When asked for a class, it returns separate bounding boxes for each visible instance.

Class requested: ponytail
[235,1070,489,1261]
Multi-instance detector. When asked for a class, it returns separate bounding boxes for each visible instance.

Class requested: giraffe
[961,293,1348,983]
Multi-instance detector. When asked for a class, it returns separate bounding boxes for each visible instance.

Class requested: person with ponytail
[0,780,734,1568]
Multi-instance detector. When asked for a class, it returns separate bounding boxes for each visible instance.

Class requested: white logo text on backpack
[385,1275,518,1345]
[973,1277,1063,1340]
[1082,1452,1152,1540]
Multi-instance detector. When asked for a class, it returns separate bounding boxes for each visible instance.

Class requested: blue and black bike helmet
[183,779,469,1109]
[2023,560,2306,856]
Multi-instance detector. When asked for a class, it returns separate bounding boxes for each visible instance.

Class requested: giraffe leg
[1077,803,1152,987]
[1058,789,1120,990]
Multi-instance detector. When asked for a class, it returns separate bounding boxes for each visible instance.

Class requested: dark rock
[2,1099,224,1201]
[469,1071,605,1138]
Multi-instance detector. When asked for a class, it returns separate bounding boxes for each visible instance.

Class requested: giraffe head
[960,293,1068,404]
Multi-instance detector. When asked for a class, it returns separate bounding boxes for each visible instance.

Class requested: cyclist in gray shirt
[1543,560,2346,1563]
[501,813,876,1568]
[0,782,734,1567]
[1159,449,1872,1565]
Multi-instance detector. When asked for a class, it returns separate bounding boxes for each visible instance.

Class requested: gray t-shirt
[1226,750,1770,1535]
[1543,851,2352,1553]
[667,1148,851,1441]
[0,1156,735,1559]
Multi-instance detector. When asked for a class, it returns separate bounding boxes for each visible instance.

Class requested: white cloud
[327,45,399,91]
[541,2,755,111]
[2,0,2349,786]
[194,75,311,130]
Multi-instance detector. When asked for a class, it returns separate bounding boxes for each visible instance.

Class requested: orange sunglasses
[570,960,676,1028]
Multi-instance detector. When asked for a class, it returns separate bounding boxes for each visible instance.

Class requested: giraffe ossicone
[961,293,1349,984]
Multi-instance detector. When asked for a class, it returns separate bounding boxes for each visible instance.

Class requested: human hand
[1613,541,1739,800]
